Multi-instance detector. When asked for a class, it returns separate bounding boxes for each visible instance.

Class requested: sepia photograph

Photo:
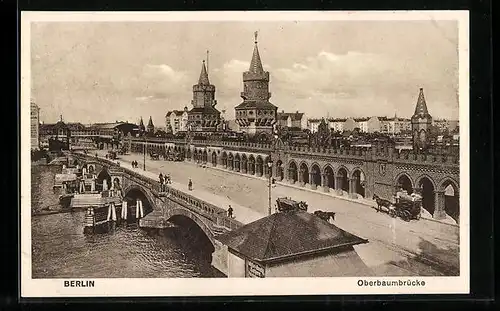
[21,11,469,297]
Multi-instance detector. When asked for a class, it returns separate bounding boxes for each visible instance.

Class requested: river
[30,164,219,278]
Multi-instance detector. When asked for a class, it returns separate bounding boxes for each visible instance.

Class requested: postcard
[21,10,469,297]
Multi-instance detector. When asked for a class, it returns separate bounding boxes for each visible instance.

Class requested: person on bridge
[188,179,193,191]
[167,174,171,184]
[159,173,164,191]
[227,205,234,218]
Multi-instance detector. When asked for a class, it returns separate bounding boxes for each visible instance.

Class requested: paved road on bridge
[95,150,460,276]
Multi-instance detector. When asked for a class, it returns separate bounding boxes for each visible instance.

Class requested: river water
[31,164,218,278]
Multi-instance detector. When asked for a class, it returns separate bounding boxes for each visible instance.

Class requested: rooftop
[216,209,368,264]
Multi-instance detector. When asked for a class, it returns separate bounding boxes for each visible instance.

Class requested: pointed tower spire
[414,87,430,116]
[249,31,264,74]
[148,116,153,127]
[198,60,210,85]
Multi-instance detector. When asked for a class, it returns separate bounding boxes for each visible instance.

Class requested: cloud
[144,64,189,85]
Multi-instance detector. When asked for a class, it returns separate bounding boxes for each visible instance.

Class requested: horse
[313,210,336,223]
[372,194,393,213]
[298,201,308,211]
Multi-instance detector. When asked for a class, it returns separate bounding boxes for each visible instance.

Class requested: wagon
[388,196,422,222]
[150,152,160,160]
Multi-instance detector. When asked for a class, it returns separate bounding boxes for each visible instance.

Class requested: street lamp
[267,159,273,216]
[143,139,146,171]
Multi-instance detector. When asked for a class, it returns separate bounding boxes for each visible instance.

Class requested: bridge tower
[188,57,221,132]
[411,87,433,151]
[147,116,155,134]
[235,31,277,137]
[138,117,145,136]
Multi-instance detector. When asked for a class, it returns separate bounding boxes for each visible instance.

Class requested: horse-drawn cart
[374,193,422,222]
[150,152,160,160]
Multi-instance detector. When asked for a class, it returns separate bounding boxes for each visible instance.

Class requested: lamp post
[267,159,273,216]
[143,139,146,171]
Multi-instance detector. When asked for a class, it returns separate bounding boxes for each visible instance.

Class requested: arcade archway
[256,156,263,176]
[211,152,217,167]
[288,161,298,183]
[248,156,255,175]
[241,154,248,173]
[228,153,234,170]
[396,173,414,194]
[337,167,349,192]
[441,179,459,223]
[299,163,309,185]
[276,160,284,180]
[352,169,365,198]
[418,176,435,216]
[234,154,241,172]
[221,152,228,168]
[324,165,335,189]
[310,164,321,188]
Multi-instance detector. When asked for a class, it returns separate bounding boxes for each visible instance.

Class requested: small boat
[58,193,75,209]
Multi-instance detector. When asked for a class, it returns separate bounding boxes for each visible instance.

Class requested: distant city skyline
[31,20,459,126]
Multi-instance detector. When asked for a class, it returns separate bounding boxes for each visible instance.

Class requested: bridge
[127,136,460,223]
[71,152,250,274]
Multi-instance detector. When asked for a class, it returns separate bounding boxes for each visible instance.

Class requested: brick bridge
[128,137,460,223]
[71,153,243,250]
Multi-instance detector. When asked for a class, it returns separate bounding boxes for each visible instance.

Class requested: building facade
[234,35,277,137]
[328,118,346,133]
[166,108,189,134]
[30,101,40,150]
[277,110,307,130]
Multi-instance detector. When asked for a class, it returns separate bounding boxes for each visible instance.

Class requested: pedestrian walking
[159,173,164,191]
[227,205,234,218]
[188,179,193,191]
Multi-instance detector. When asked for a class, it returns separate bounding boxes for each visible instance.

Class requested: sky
[30,20,460,126]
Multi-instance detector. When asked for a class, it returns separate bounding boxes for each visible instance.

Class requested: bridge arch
[166,208,217,247]
[96,168,112,192]
[122,184,157,214]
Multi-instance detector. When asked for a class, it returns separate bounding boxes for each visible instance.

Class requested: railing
[71,152,243,231]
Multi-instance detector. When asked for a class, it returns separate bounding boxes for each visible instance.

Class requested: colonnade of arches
[286,161,365,198]
[129,142,459,223]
